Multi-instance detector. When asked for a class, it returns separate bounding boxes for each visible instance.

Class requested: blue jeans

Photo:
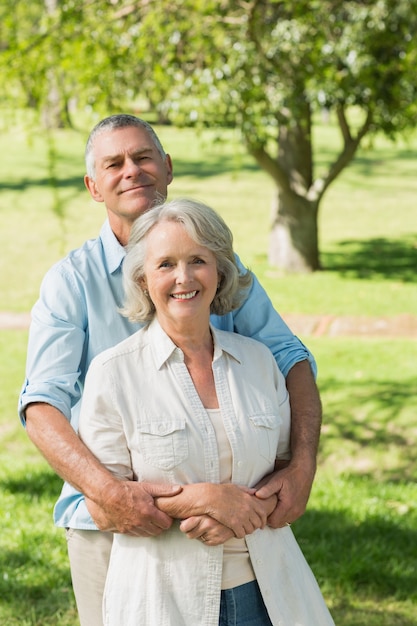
[219,580,273,626]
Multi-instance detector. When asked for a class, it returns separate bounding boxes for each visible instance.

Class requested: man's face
[84,125,173,244]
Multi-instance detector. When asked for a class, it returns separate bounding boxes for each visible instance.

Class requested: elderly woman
[78,198,334,626]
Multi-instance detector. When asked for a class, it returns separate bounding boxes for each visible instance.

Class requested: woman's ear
[139,278,148,295]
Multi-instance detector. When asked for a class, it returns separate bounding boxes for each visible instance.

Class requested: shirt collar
[147,318,242,370]
[99,219,126,274]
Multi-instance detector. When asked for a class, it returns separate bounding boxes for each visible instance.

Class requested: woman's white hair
[121,198,253,322]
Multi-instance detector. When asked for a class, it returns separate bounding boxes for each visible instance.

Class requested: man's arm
[255,360,322,526]
[227,260,321,524]
[25,402,181,536]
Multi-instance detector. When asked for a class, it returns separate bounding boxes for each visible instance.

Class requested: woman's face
[141,220,219,330]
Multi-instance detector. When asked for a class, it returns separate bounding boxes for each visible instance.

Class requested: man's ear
[165,154,174,186]
[84,175,104,202]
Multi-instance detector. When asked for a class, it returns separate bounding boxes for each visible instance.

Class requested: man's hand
[255,458,316,528]
[86,480,182,537]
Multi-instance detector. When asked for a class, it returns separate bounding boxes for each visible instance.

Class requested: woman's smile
[171,290,199,300]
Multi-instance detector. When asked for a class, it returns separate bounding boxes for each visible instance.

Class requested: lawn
[0,115,416,624]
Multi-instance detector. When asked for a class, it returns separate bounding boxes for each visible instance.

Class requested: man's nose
[123,158,141,177]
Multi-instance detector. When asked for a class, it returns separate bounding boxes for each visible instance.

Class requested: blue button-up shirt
[19,219,316,529]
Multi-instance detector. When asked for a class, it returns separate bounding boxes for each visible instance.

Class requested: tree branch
[248,143,293,196]
[308,106,373,201]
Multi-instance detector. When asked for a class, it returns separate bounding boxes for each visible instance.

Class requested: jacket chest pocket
[248,413,281,464]
[137,418,189,470]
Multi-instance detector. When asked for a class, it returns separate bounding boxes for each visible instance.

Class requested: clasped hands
[158,482,278,546]
[86,459,312,546]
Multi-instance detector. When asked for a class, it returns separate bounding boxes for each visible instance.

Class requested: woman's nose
[176,263,192,283]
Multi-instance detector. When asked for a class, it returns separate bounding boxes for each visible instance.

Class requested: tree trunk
[269,190,320,273]
[41,0,68,129]
[268,104,320,272]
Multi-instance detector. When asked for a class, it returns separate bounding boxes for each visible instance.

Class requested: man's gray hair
[85,114,166,179]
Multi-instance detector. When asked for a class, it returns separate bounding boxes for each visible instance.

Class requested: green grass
[1,116,416,624]
[0,330,78,625]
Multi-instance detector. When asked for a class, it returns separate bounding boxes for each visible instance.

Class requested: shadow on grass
[1,470,75,621]
[318,377,417,480]
[0,176,85,193]
[0,155,259,195]
[2,469,64,499]
[321,236,417,282]
[170,156,259,178]
[295,506,417,625]
[0,535,76,623]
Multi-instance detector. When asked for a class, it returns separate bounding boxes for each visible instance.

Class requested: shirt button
[256,558,263,565]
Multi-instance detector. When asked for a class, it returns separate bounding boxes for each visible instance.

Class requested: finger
[183,525,204,539]
[179,516,201,533]
[255,482,280,500]
[145,483,183,498]
[237,485,256,495]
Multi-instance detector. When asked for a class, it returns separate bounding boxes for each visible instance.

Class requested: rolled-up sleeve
[18,264,87,425]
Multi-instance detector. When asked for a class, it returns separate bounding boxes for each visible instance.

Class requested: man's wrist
[286,452,317,478]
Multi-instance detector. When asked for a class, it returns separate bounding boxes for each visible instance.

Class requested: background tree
[0,0,146,128]
[1,0,417,272]
[132,0,417,272]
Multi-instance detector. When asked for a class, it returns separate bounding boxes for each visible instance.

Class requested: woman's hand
[203,483,277,537]
[157,482,278,540]
[179,515,234,546]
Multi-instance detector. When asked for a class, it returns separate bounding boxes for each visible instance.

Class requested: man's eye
[193,258,205,264]
[159,261,172,268]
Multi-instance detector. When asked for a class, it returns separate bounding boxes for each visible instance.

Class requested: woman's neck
[157,317,218,409]
[157,316,213,357]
